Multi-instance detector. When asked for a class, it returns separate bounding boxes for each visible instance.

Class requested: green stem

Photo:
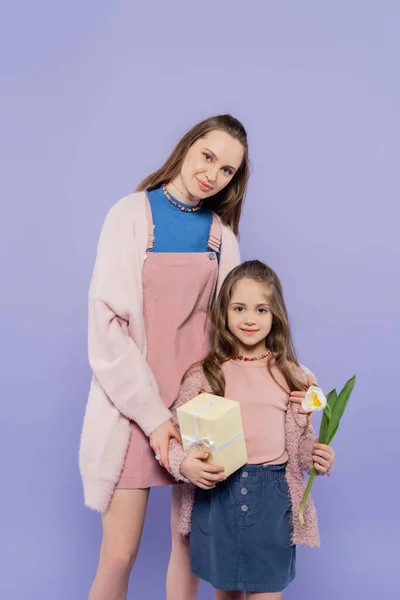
[299,467,317,526]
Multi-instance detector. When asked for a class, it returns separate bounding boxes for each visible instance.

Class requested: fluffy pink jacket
[168,366,321,548]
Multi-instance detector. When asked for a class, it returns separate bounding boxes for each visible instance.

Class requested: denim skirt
[190,463,296,593]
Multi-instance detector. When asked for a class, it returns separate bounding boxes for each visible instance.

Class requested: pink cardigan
[168,366,321,548]
[79,192,241,512]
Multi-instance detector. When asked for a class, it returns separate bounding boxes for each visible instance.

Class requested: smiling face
[227,277,274,356]
[176,129,244,201]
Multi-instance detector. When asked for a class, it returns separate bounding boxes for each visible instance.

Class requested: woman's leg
[166,485,201,600]
[88,488,150,600]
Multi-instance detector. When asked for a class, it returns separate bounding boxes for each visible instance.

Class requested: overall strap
[207,213,222,253]
[145,196,155,252]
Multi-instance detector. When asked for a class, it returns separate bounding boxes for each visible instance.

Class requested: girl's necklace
[236,349,272,362]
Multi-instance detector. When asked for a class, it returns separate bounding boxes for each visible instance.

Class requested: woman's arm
[217,225,240,294]
[168,367,205,481]
[88,198,171,436]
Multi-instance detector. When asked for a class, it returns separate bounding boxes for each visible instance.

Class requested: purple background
[1,2,399,599]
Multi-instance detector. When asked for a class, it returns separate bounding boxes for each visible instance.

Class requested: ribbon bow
[182,435,216,450]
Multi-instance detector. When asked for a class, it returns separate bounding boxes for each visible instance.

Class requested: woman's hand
[149,421,181,472]
[289,373,317,416]
[180,452,226,489]
[312,442,335,475]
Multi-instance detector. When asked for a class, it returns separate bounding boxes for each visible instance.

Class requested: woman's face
[179,130,245,201]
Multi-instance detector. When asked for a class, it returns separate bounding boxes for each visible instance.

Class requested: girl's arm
[298,421,318,474]
[296,366,336,475]
[289,364,317,414]
[299,364,317,381]
[168,367,205,482]
[299,422,335,475]
[88,198,171,436]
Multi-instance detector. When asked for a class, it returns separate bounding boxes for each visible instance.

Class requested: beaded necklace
[237,349,272,362]
[162,184,203,213]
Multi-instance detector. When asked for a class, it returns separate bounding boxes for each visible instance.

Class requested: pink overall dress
[116,198,221,489]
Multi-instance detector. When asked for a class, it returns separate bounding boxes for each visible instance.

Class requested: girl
[168,260,335,600]
[80,114,249,600]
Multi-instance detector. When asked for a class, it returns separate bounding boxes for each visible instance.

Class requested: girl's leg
[246,593,282,600]
[214,591,245,600]
[88,488,150,600]
[166,485,201,600]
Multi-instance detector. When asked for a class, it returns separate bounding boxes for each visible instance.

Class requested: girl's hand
[149,421,181,473]
[180,452,226,489]
[290,373,317,416]
[312,442,335,475]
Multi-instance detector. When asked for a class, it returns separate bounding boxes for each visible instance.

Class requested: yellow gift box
[177,393,248,478]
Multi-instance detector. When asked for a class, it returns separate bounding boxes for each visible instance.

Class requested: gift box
[177,392,248,477]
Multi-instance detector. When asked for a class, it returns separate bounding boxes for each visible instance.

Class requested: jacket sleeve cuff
[169,438,190,482]
[299,430,317,474]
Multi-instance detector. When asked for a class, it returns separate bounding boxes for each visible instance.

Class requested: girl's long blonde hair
[136,115,249,236]
[197,260,308,396]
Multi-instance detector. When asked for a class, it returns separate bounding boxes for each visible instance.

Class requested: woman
[80,115,250,600]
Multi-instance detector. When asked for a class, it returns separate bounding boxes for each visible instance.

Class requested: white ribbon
[182,395,244,452]
[182,431,244,452]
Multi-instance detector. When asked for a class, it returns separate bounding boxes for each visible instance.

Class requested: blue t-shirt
[147,186,217,254]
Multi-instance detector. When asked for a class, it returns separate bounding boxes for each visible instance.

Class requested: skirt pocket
[271,473,291,500]
[267,476,293,549]
[192,488,212,535]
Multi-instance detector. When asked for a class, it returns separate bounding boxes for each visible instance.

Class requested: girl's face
[227,278,273,355]
[178,130,244,201]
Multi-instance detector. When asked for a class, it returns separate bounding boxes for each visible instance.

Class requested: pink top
[223,358,289,465]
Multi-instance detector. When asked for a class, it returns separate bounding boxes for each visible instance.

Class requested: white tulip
[301,385,327,412]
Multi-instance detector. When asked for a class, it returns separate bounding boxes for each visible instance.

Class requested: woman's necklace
[236,349,272,362]
[171,180,190,202]
[162,183,203,213]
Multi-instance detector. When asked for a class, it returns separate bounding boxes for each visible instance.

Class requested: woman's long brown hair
[135,115,249,236]
[196,260,308,396]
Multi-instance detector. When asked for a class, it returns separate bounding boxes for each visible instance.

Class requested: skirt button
[241,505,248,512]
[209,252,216,260]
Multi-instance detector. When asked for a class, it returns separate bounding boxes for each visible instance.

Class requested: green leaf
[326,375,356,441]
[326,422,340,445]
[326,423,339,446]
[324,403,332,420]
[327,388,338,408]
[330,375,356,425]
[319,390,336,443]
